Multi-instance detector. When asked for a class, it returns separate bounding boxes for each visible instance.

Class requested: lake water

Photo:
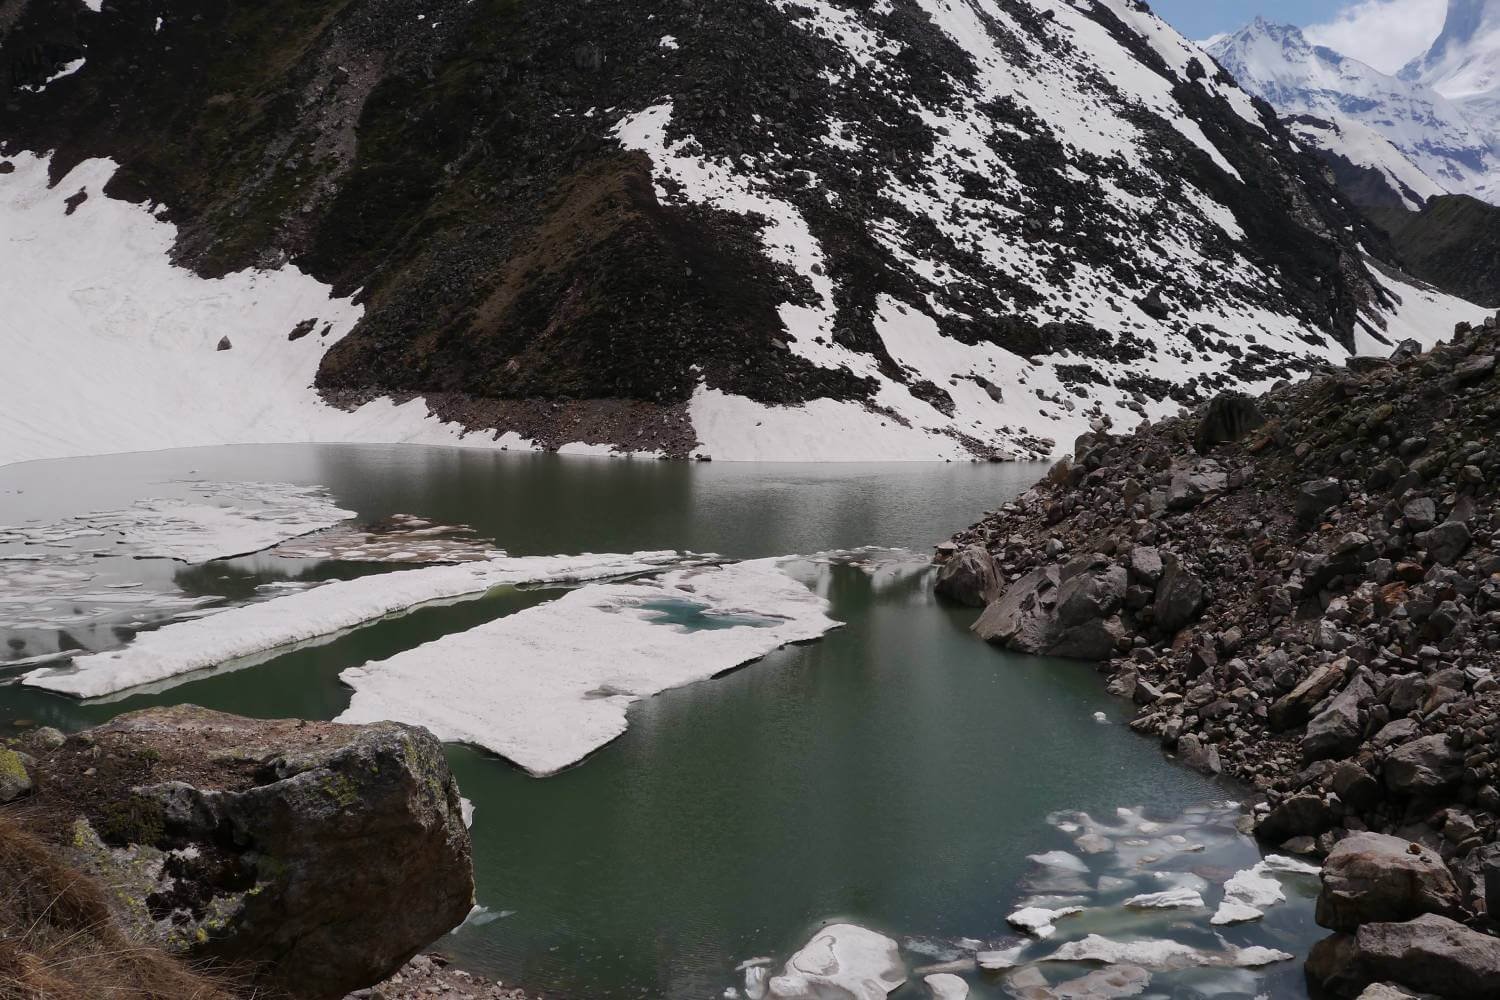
[0,444,1320,999]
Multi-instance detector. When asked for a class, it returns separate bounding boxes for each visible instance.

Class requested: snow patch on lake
[337,558,840,776]
[23,551,684,698]
[1,481,351,562]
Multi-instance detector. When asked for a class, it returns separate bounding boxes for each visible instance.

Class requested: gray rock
[29,726,66,751]
[1270,659,1347,732]
[1316,832,1462,932]
[1152,559,1205,633]
[1306,914,1500,998]
[1390,339,1423,363]
[216,336,233,351]
[1195,392,1265,452]
[1303,678,1373,763]
[1385,734,1463,796]
[1297,478,1343,525]
[1415,521,1471,565]
[934,545,1001,608]
[1257,793,1338,843]
[974,561,1127,661]
[1402,497,1438,532]
[1166,466,1226,511]
[974,565,1060,654]
[1177,734,1222,776]
[1127,545,1163,585]
[46,706,473,999]
[1454,354,1496,384]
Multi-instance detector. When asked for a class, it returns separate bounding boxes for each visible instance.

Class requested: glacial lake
[0,444,1320,999]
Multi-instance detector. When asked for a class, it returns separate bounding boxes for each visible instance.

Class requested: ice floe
[75,482,354,562]
[1042,934,1293,970]
[1026,851,1089,874]
[1,481,352,565]
[24,551,684,698]
[268,513,502,563]
[338,558,840,776]
[765,923,905,1000]
[1121,887,1205,910]
[1211,854,1321,925]
[1007,906,1083,939]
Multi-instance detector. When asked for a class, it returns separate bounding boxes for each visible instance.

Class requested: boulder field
[940,313,1500,997]
[2,706,473,999]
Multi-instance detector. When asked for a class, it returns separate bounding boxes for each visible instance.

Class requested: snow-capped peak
[1209,17,1499,205]
[1402,0,1500,99]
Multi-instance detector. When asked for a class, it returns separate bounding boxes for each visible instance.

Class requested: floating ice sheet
[24,551,684,698]
[337,558,841,776]
[269,513,502,564]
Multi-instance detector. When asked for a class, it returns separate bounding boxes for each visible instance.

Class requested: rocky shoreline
[347,953,534,1000]
[940,311,1500,997]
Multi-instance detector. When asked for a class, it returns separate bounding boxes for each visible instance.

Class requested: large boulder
[1385,734,1463,797]
[1316,833,1463,932]
[934,545,1002,607]
[1152,559,1205,633]
[1306,914,1500,998]
[767,923,906,1000]
[974,559,1127,661]
[31,706,473,1000]
[1270,659,1347,732]
[1303,678,1374,763]
[1195,392,1265,452]
[1257,793,1338,844]
[1297,478,1344,525]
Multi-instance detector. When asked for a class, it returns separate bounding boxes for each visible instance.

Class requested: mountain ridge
[0,0,1479,463]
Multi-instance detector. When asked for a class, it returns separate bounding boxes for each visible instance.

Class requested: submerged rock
[766,923,906,1000]
[32,706,473,1000]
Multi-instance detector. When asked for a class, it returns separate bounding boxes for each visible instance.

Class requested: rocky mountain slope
[940,307,1500,925]
[0,0,1474,463]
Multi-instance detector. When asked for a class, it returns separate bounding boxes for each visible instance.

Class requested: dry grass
[0,815,235,1000]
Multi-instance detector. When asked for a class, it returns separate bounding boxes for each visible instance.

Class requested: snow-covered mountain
[0,0,1479,464]
[1403,0,1500,108]
[1207,17,1499,204]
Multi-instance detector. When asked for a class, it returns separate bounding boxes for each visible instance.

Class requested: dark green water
[0,445,1318,999]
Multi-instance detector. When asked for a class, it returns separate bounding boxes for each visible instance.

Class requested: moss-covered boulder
[0,746,33,803]
[26,706,473,1000]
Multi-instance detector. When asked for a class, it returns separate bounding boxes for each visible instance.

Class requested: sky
[1151,0,1451,74]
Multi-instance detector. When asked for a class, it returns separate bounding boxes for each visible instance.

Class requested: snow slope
[0,153,531,468]
[1402,0,1500,104]
[338,559,840,776]
[22,551,685,697]
[1209,18,1499,204]
[1285,116,1450,211]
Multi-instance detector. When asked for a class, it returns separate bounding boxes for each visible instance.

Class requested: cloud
[1304,0,1448,74]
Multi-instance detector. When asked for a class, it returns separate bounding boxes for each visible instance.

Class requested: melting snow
[0,153,532,469]
[338,559,840,776]
[23,551,684,698]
